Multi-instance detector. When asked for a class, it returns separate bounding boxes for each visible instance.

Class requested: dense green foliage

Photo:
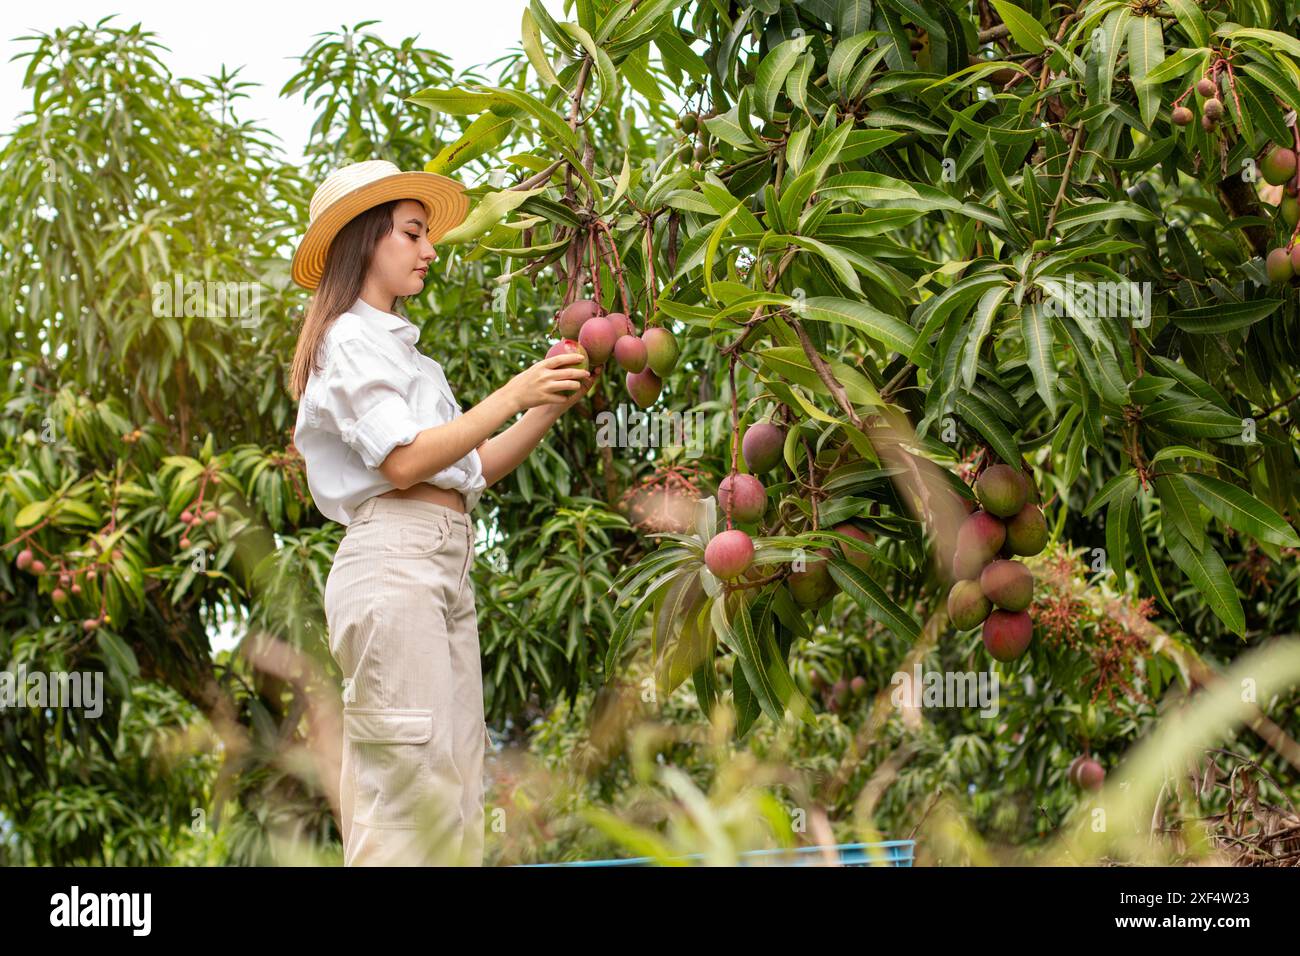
[3,2,1299,865]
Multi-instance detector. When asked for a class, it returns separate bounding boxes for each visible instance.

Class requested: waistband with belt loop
[350,494,473,538]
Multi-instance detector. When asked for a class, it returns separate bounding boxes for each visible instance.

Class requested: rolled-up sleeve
[317,337,422,471]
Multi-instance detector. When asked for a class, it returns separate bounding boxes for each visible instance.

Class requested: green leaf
[802,119,858,185]
[408,84,583,166]
[593,0,639,44]
[954,391,1021,466]
[603,151,632,214]
[1021,300,1058,415]
[609,0,693,50]
[703,206,741,304]
[692,628,719,719]
[1154,473,1204,552]
[1127,496,1174,615]
[835,131,903,166]
[407,87,498,115]
[777,169,818,229]
[1167,299,1281,334]
[1141,46,1204,85]
[799,296,924,363]
[1240,61,1300,118]
[476,85,580,152]
[983,134,1025,205]
[15,499,51,528]
[1222,27,1300,60]
[1165,528,1246,636]
[915,271,1009,344]
[424,111,513,176]
[655,571,705,688]
[703,102,757,148]
[1235,74,1290,146]
[1147,356,1233,412]
[865,102,950,132]
[1107,133,1180,172]
[654,25,709,81]
[522,7,561,88]
[785,52,814,114]
[1084,469,1139,516]
[1144,397,1242,439]
[1053,201,1158,230]
[714,594,784,722]
[1183,474,1300,547]
[990,0,1049,53]
[818,171,919,203]
[731,658,763,737]
[54,499,99,525]
[1165,0,1209,47]
[768,234,861,294]
[755,34,811,119]
[1150,445,1224,467]
[828,30,878,95]
[757,347,881,407]
[1105,480,1135,591]
[961,284,1011,391]
[527,0,579,55]
[438,187,546,244]
[1097,7,1132,104]
[1127,16,1165,127]
[826,556,920,642]
[605,572,678,674]
[96,629,140,698]
[614,547,698,606]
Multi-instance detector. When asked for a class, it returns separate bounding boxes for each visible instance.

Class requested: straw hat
[291,159,470,290]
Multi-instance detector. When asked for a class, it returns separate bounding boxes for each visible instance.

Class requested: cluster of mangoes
[704,421,872,608]
[808,670,869,713]
[676,111,713,163]
[714,421,785,525]
[178,505,219,550]
[546,299,679,408]
[703,422,783,581]
[12,545,120,631]
[946,464,1047,663]
[1171,75,1228,131]
[1259,144,1300,283]
[778,521,872,610]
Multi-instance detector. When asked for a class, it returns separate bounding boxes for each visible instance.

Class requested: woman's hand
[504,353,598,414]
[550,362,602,416]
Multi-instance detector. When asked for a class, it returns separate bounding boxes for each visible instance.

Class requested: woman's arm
[476,366,601,487]
[381,356,596,490]
[378,389,520,490]
[476,405,560,487]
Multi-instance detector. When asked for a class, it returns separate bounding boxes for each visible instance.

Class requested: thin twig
[1044,124,1085,238]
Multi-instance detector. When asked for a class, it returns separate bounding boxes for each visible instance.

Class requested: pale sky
[1,1,567,163]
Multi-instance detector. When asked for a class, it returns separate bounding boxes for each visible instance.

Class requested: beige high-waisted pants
[323,495,488,866]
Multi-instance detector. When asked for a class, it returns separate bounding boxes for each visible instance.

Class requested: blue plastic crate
[516,839,914,867]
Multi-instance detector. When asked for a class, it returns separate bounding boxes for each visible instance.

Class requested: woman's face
[369,199,438,298]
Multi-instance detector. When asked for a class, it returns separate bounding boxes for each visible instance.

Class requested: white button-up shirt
[293,297,486,526]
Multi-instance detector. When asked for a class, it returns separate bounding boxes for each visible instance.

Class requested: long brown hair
[288,199,408,401]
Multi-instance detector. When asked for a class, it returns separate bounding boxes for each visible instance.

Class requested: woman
[288,160,597,866]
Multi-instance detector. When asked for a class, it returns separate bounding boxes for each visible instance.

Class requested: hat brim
[291,171,470,290]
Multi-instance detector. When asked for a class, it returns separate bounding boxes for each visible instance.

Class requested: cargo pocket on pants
[344,708,437,830]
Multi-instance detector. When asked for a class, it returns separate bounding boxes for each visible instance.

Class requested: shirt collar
[348,297,419,348]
